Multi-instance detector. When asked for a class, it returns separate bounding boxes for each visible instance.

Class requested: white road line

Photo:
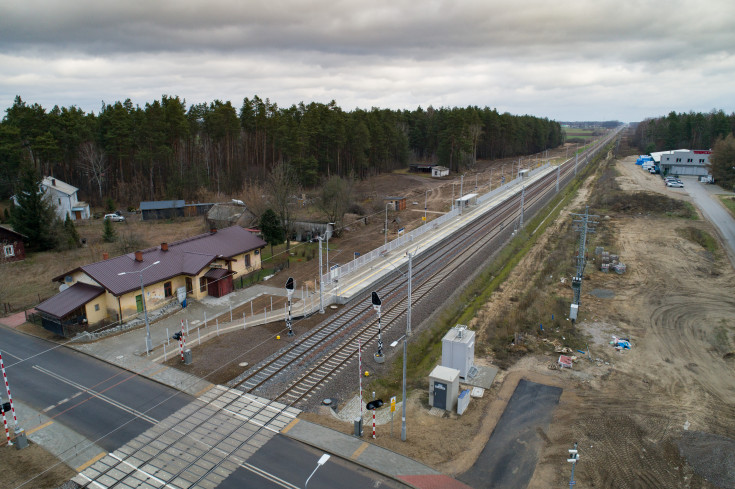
[109,453,179,489]
[241,462,301,489]
[32,366,158,424]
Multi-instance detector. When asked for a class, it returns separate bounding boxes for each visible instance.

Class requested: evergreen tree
[102,217,117,243]
[63,213,81,249]
[10,164,57,251]
[710,134,735,190]
[259,208,284,257]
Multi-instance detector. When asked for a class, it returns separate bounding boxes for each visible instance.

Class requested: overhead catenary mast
[569,206,598,322]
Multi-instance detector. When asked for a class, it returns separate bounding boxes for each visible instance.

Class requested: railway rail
[232,131,619,407]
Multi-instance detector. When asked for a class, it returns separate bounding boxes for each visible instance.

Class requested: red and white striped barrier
[2,405,11,446]
[179,320,186,361]
[372,409,376,439]
[0,350,18,428]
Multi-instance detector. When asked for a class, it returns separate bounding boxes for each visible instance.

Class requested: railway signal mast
[372,291,384,363]
[570,206,598,322]
[285,277,295,336]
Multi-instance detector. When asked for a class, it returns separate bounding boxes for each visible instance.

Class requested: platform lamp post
[118,260,160,354]
[372,291,383,363]
[401,251,413,442]
[424,189,431,222]
[318,237,324,314]
[285,277,295,336]
[384,203,390,249]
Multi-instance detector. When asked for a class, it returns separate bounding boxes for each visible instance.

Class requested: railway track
[232,132,618,407]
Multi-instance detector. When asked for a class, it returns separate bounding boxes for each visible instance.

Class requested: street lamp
[567,442,579,488]
[305,453,331,488]
[424,189,432,222]
[118,260,161,354]
[384,203,390,250]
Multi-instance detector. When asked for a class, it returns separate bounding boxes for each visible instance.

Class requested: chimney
[210,228,217,234]
[161,242,168,251]
[51,178,56,186]
[102,252,109,260]
[135,251,143,262]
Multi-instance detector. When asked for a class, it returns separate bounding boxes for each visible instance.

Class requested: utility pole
[575,151,578,175]
[567,442,579,488]
[372,292,383,362]
[519,185,525,228]
[570,206,598,321]
[285,277,295,336]
[556,164,560,193]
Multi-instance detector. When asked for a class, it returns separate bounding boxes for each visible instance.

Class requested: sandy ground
[0,439,76,489]
[307,154,735,488]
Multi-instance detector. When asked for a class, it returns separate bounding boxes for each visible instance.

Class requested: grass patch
[368,140,617,399]
[676,227,719,253]
[718,195,735,219]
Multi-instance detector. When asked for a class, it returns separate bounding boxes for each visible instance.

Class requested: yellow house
[36,226,266,336]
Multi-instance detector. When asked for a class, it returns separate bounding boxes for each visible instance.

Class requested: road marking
[26,420,53,435]
[150,366,169,377]
[108,453,178,489]
[32,366,158,424]
[76,451,107,472]
[351,442,369,459]
[280,418,299,434]
[194,383,215,398]
[240,462,300,489]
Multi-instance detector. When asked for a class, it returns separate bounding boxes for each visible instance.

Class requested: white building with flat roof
[658,150,711,177]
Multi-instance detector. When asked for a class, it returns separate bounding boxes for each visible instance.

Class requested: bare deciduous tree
[267,162,299,250]
[79,141,109,202]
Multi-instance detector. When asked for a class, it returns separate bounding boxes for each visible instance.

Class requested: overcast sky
[1,0,734,122]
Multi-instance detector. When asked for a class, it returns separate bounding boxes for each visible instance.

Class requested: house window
[186,277,193,293]
[94,304,100,311]
[687,158,693,163]
[200,277,207,292]
[3,244,14,257]
[245,254,251,268]
[699,159,705,163]
[164,281,172,297]
[58,198,62,205]
[676,158,682,162]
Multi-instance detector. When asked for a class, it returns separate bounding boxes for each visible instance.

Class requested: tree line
[0,95,563,206]
[633,110,735,189]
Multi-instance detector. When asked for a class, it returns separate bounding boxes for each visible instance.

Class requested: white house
[432,166,450,177]
[41,177,90,221]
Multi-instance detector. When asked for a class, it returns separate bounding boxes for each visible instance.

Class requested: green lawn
[718,194,735,218]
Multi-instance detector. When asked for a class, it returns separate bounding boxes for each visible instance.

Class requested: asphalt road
[221,434,408,489]
[0,327,191,452]
[459,379,562,489]
[682,177,735,267]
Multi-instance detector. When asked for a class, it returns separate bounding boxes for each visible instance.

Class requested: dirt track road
[683,176,735,267]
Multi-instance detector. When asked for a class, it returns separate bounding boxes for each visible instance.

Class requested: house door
[136,294,143,313]
[433,381,447,410]
[74,210,82,220]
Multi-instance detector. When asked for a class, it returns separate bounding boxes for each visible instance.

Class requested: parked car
[104,213,126,222]
[666,181,684,188]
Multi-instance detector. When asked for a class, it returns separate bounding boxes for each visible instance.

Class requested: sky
[1,0,734,122]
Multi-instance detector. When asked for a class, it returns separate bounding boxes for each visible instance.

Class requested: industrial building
[650,149,711,177]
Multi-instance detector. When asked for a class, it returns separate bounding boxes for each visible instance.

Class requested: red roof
[36,283,105,319]
[53,226,265,296]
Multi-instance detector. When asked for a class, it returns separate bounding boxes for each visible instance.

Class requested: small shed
[384,196,407,211]
[409,163,435,174]
[429,365,460,411]
[204,268,234,298]
[0,225,27,262]
[432,166,449,178]
[140,200,185,220]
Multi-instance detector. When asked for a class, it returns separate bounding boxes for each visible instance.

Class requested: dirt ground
[301,154,735,489]
[0,439,76,489]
